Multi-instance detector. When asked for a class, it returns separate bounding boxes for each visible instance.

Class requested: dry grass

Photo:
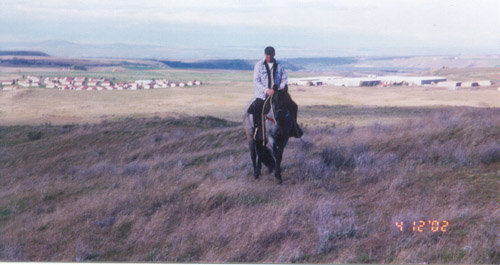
[2,68,500,126]
[0,107,499,263]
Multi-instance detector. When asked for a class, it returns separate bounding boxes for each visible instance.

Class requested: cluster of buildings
[0,76,202,91]
[288,75,493,88]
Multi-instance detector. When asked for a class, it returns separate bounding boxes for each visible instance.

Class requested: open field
[1,67,500,126]
[0,66,499,263]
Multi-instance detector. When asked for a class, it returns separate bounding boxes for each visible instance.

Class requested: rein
[261,94,276,146]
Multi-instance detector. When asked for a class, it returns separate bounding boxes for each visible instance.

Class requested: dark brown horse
[244,87,296,184]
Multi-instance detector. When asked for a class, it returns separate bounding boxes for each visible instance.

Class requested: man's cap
[264,46,275,55]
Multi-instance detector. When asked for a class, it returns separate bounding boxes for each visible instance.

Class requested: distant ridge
[159,59,302,71]
[0,50,50,56]
[160,59,254,70]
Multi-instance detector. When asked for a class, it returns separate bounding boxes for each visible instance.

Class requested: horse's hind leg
[250,140,261,179]
[273,146,283,184]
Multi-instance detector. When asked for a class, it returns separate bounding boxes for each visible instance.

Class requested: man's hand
[266,89,275,96]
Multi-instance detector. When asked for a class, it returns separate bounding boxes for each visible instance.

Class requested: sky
[0,0,499,59]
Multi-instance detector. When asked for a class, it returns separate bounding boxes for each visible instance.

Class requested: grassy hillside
[0,107,499,263]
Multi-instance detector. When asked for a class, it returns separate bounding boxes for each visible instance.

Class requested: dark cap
[264,46,275,55]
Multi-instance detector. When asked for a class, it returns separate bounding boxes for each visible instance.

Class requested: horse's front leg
[272,136,289,184]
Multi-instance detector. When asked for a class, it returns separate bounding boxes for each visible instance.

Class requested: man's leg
[253,98,264,141]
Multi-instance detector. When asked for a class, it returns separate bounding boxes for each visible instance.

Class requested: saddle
[247,86,303,143]
[248,98,273,143]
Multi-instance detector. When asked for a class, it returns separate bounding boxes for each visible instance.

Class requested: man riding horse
[245,46,303,183]
[249,46,302,141]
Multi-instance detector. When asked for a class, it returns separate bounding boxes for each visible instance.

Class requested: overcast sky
[0,0,499,59]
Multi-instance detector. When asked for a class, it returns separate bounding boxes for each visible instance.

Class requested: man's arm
[254,63,269,95]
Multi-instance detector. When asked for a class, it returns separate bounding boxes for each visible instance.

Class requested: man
[250,46,302,141]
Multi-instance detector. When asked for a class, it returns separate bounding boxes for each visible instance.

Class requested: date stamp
[395,220,449,232]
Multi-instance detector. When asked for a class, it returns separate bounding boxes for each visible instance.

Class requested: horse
[243,87,295,184]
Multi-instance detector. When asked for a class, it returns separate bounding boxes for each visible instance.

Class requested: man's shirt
[253,59,288,100]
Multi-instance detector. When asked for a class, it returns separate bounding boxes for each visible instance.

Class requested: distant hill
[159,59,303,71]
[285,57,359,65]
[0,50,49,56]
[160,59,254,70]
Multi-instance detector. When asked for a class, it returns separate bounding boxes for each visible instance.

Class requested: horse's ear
[284,84,288,93]
[272,84,279,92]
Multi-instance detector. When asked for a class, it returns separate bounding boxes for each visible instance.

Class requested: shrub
[78,161,118,179]
[59,124,77,134]
[350,143,370,156]
[313,200,357,254]
[96,216,115,228]
[478,142,500,165]
[0,149,7,160]
[297,160,328,180]
[354,151,375,167]
[151,134,164,143]
[27,131,42,141]
[377,152,400,169]
[71,65,87,71]
[123,161,148,176]
[452,145,471,166]
[321,147,351,169]
[370,122,393,133]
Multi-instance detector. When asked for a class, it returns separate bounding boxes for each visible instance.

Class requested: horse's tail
[243,114,250,142]
[243,109,252,143]
[243,99,255,143]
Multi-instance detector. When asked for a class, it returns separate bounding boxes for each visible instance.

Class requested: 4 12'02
[395,220,449,232]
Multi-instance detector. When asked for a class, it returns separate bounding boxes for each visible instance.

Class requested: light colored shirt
[253,59,287,100]
[268,62,274,87]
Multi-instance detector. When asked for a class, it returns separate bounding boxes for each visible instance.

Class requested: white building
[60,77,74,85]
[27,75,41,82]
[289,75,446,87]
[478,80,492,86]
[87,79,100,86]
[74,77,86,86]
[46,83,57,89]
[18,80,31,87]
[1,80,14,86]
[135,80,154,85]
[462,81,479,87]
[2,86,19,91]
[436,81,461,88]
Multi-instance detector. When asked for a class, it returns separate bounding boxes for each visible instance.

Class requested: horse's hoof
[254,172,260,179]
[276,178,282,185]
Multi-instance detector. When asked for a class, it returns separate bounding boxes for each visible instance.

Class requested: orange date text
[395,220,449,232]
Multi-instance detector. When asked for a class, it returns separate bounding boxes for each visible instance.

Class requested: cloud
[1,0,499,55]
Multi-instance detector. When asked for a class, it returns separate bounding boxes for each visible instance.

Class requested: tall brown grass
[0,107,499,263]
